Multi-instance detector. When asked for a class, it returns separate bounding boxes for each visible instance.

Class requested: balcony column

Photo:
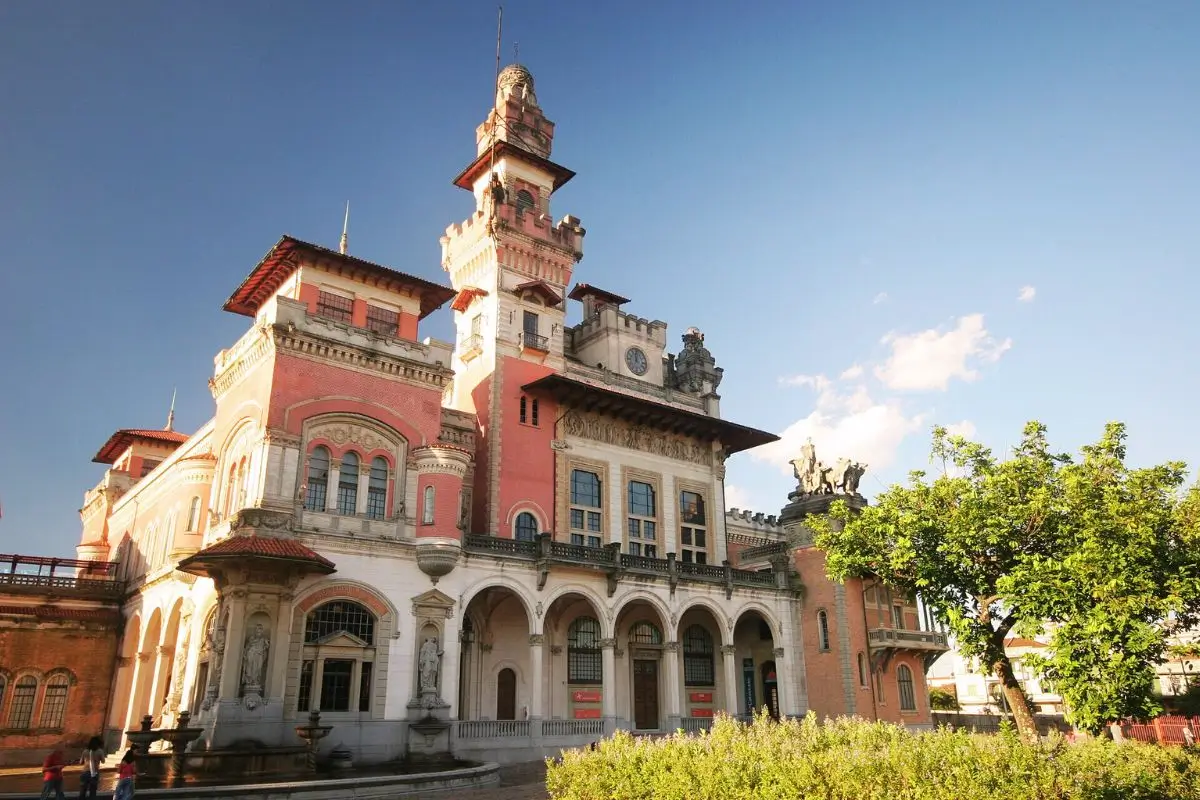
[355,467,371,515]
[529,634,545,737]
[600,638,617,735]
[663,641,682,731]
[325,466,340,513]
[721,645,739,715]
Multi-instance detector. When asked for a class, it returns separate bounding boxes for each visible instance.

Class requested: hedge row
[545,712,1200,800]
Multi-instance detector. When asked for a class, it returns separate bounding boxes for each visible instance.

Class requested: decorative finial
[339,201,350,255]
[513,41,519,63]
[165,388,177,432]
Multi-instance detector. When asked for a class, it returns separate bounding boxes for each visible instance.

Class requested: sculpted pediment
[411,588,455,618]
[310,631,370,648]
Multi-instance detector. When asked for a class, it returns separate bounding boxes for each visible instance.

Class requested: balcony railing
[867,628,950,651]
[739,540,789,563]
[519,331,549,352]
[462,534,784,592]
[458,333,484,361]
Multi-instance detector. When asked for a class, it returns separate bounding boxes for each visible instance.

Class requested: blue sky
[1,1,1197,557]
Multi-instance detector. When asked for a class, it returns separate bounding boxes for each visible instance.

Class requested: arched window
[39,673,70,728]
[422,486,435,525]
[496,668,517,720]
[682,625,715,687]
[366,457,388,520]
[514,511,538,541]
[857,652,867,686]
[235,456,248,510]
[337,453,359,515]
[515,189,535,215]
[567,617,602,685]
[629,621,662,646]
[305,447,330,511]
[531,398,539,426]
[186,496,202,532]
[8,676,37,728]
[897,664,917,711]
[300,600,378,714]
[224,463,237,515]
[817,610,830,651]
[519,395,528,424]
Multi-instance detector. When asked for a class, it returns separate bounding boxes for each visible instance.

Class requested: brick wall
[0,609,121,766]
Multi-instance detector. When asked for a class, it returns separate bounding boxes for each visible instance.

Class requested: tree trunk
[992,658,1039,740]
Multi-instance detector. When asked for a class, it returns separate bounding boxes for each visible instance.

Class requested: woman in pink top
[114,750,137,800]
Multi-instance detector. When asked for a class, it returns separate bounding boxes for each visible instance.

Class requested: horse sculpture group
[789,437,867,496]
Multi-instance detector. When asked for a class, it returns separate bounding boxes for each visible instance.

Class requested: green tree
[808,421,1200,739]
[928,686,959,711]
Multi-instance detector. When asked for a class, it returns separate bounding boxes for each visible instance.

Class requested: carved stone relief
[561,411,711,466]
[309,421,391,454]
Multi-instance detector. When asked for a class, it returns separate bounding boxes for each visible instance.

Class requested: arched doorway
[760,661,780,720]
[732,609,778,719]
[616,598,669,732]
[544,591,607,723]
[497,668,517,720]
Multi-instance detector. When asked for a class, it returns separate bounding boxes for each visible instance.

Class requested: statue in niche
[419,636,443,693]
[241,623,270,690]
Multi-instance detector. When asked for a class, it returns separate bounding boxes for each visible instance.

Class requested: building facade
[2,64,947,766]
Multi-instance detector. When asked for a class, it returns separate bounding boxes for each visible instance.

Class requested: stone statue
[418,637,442,693]
[241,623,270,689]
[790,438,867,496]
[844,462,867,495]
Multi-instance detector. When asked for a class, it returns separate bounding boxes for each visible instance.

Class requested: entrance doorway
[761,661,780,720]
[497,668,516,720]
[632,659,660,730]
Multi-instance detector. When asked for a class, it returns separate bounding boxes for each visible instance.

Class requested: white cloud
[778,373,832,392]
[839,364,864,380]
[724,484,757,513]
[1018,285,1037,303]
[944,420,977,439]
[873,292,889,305]
[756,377,924,479]
[874,314,1012,392]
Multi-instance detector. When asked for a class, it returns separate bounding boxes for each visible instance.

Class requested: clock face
[625,347,649,376]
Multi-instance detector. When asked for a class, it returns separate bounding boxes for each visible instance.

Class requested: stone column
[441,615,462,719]
[663,641,682,731]
[773,647,796,717]
[355,468,371,516]
[600,638,617,735]
[122,652,154,737]
[722,645,739,715]
[711,456,729,564]
[529,634,545,738]
[147,646,175,723]
[325,466,340,513]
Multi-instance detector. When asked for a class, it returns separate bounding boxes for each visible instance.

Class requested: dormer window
[516,189,535,216]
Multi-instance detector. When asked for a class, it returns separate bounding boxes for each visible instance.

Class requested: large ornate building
[1,64,947,766]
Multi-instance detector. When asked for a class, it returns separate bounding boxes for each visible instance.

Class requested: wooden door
[497,668,517,720]
[633,659,659,730]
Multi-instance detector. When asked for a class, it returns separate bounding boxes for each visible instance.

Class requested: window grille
[365,305,398,336]
[39,675,70,728]
[8,677,36,728]
[316,291,353,322]
[898,665,917,711]
[337,453,359,515]
[817,610,831,650]
[304,601,376,645]
[629,621,662,646]
[515,512,538,541]
[567,617,602,684]
[683,625,715,686]
[366,457,388,519]
[304,447,330,511]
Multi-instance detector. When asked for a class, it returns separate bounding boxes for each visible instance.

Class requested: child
[40,747,66,800]
[114,749,137,800]
[78,736,105,800]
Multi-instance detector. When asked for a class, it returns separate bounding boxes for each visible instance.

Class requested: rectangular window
[139,460,161,478]
[319,659,354,712]
[8,679,36,728]
[186,497,201,532]
[627,479,658,559]
[39,680,69,728]
[892,605,905,629]
[570,468,603,548]
[679,490,708,564]
[531,398,539,426]
[316,291,353,322]
[365,304,399,336]
[519,395,527,424]
[358,662,374,712]
[297,661,314,712]
[471,314,482,335]
[523,310,539,335]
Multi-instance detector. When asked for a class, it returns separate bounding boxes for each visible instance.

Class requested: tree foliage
[808,421,1200,736]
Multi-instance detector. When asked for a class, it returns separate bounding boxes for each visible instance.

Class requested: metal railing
[867,628,949,649]
[519,332,549,351]
[458,333,484,358]
[0,572,125,597]
[739,540,789,562]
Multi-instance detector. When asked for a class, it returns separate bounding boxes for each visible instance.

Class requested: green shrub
[545,711,1200,800]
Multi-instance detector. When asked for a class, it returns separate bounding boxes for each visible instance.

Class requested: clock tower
[440,63,586,538]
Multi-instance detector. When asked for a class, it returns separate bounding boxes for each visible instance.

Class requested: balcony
[0,554,125,600]
[868,627,951,671]
[462,533,782,597]
[519,331,549,354]
[458,333,484,362]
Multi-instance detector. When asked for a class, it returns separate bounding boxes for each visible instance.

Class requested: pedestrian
[78,736,105,799]
[40,746,67,800]
[114,749,137,800]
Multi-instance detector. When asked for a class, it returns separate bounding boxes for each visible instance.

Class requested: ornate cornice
[412,444,472,478]
[211,326,274,399]
[272,326,452,391]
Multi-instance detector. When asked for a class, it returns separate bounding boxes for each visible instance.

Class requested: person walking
[40,747,67,800]
[114,749,137,800]
[78,736,105,799]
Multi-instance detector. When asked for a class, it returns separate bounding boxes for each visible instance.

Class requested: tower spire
[339,201,350,255]
[165,387,177,432]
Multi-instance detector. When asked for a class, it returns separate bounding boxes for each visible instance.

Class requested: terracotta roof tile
[180,535,335,573]
[93,429,191,464]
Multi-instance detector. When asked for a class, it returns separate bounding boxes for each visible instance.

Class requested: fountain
[293,710,333,771]
[159,710,206,787]
[124,715,162,755]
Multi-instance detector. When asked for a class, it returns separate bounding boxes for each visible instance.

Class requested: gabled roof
[450,286,489,313]
[568,283,630,307]
[452,140,576,192]
[512,280,562,307]
[93,429,190,465]
[224,236,456,320]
